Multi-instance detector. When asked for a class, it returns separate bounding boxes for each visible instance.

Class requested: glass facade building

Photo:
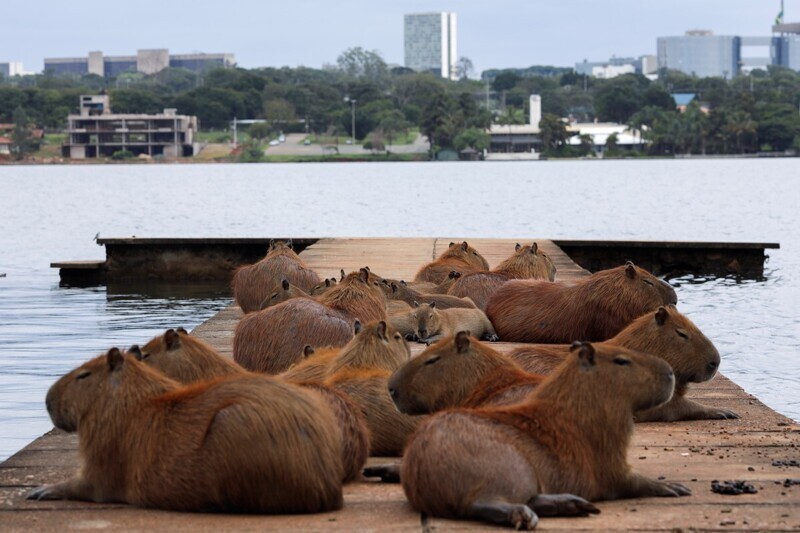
[404,12,457,79]
[657,35,740,78]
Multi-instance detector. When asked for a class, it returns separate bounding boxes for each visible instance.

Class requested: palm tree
[724,111,758,154]
[496,106,525,152]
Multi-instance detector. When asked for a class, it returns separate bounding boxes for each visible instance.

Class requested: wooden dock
[3,238,799,531]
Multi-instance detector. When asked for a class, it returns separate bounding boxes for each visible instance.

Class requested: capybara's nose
[419,329,427,339]
[707,360,718,372]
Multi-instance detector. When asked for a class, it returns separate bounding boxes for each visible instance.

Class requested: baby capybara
[28,348,344,513]
[232,239,321,314]
[400,341,688,530]
[234,268,387,374]
[509,305,737,422]
[414,241,490,284]
[448,243,556,310]
[394,302,498,343]
[486,261,677,343]
[139,328,369,483]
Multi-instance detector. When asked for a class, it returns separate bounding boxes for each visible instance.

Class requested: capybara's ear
[655,306,669,326]
[107,347,124,371]
[359,268,370,283]
[455,331,471,353]
[269,239,275,249]
[325,278,332,287]
[577,342,596,368]
[461,241,469,251]
[449,242,455,247]
[400,280,407,286]
[569,341,583,352]
[176,327,188,334]
[531,242,538,253]
[429,301,436,309]
[413,300,420,308]
[303,345,315,358]
[515,243,522,252]
[391,282,398,294]
[281,279,290,290]
[164,329,181,351]
[625,262,636,279]
[286,238,292,249]
[128,345,143,361]
[354,320,362,335]
[376,321,388,341]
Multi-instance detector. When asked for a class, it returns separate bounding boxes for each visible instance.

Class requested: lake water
[0,159,797,461]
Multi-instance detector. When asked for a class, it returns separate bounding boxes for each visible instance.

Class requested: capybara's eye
[76,370,91,380]
[613,358,631,366]
[643,279,654,286]
[271,293,279,299]
[424,356,441,366]
[394,334,402,341]
[675,329,689,339]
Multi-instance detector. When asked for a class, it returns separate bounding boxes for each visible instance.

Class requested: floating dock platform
[6,238,799,531]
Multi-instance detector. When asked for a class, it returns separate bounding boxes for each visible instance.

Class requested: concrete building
[575,55,657,78]
[566,122,645,153]
[62,94,198,159]
[404,12,457,79]
[0,62,29,77]
[487,95,542,154]
[44,49,235,77]
[657,31,740,78]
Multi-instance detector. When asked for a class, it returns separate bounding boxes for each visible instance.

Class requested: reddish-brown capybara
[486,261,678,343]
[309,277,338,296]
[396,302,498,343]
[414,241,490,284]
[448,243,557,310]
[326,320,411,376]
[28,347,344,513]
[390,270,462,295]
[383,279,477,310]
[508,305,736,422]
[259,279,310,310]
[388,332,544,415]
[279,345,340,384]
[232,239,321,314]
[136,327,371,483]
[399,342,688,529]
[234,268,387,374]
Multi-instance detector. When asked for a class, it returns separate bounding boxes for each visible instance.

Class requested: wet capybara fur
[137,330,369,483]
[448,243,557,311]
[486,262,678,343]
[28,348,344,513]
[232,240,321,314]
[414,241,490,284]
[508,305,737,422]
[234,268,387,374]
[400,342,689,530]
[389,332,544,415]
[259,279,310,310]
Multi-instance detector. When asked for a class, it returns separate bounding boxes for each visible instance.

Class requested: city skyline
[2,1,793,75]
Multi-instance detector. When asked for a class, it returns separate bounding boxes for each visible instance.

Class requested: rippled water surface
[0,159,797,461]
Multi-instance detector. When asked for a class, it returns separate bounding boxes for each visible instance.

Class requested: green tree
[11,106,37,160]
[497,106,525,152]
[577,133,594,156]
[377,109,409,147]
[453,127,490,152]
[594,74,649,123]
[724,111,757,153]
[538,113,568,152]
[491,70,521,92]
[248,122,272,141]
[263,98,296,125]
[336,47,388,86]
[605,132,619,153]
[455,57,474,80]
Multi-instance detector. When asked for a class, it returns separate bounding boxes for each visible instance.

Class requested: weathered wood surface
[3,238,798,531]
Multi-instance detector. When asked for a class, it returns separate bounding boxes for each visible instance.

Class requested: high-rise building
[658,31,740,78]
[44,49,235,77]
[0,62,27,77]
[404,12,457,79]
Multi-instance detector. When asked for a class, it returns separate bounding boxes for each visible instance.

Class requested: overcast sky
[3,1,791,75]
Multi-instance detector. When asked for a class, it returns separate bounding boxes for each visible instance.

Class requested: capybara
[309,277,338,296]
[486,262,678,343]
[28,348,344,513]
[396,270,461,295]
[389,332,544,415]
[327,320,411,376]
[508,305,737,422]
[280,345,340,384]
[259,279,310,310]
[385,280,477,310]
[448,243,557,310]
[399,341,688,529]
[234,268,387,374]
[414,241,490,284]
[232,239,321,314]
[400,302,498,343]
[137,328,370,483]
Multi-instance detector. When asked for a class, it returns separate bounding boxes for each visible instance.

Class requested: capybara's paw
[27,485,63,501]
[530,493,601,517]
[362,464,401,483]
[405,333,418,342]
[657,480,691,497]
[707,407,739,420]
[482,333,500,342]
[510,505,538,530]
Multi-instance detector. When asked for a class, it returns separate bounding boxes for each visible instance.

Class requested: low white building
[566,122,645,152]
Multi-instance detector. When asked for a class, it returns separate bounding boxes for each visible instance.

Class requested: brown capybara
[399,342,688,530]
[28,348,344,513]
[136,329,370,483]
[508,305,737,422]
[395,302,498,343]
[280,345,340,384]
[327,320,411,376]
[309,277,338,296]
[259,279,310,310]
[389,332,544,415]
[414,241,490,284]
[448,243,557,310]
[234,268,387,374]
[385,280,477,310]
[486,262,678,343]
[232,239,321,314]
[394,270,462,295]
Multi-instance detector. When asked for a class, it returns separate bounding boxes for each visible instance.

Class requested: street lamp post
[344,96,357,145]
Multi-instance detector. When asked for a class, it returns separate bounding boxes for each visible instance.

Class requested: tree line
[1,47,799,157]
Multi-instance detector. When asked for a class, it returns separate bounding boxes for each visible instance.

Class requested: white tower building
[404,12,457,80]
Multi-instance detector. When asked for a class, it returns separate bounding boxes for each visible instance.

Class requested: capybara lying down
[508,304,737,422]
[259,279,310,310]
[398,341,688,530]
[448,242,557,310]
[414,241,490,284]
[391,302,498,343]
[139,327,370,483]
[28,347,344,514]
[382,279,477,310]
[234,268,387,374]
[486,261,678,343]
[232,239,321,314]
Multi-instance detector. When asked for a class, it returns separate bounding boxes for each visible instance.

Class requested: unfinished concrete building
[62,95,198,159]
